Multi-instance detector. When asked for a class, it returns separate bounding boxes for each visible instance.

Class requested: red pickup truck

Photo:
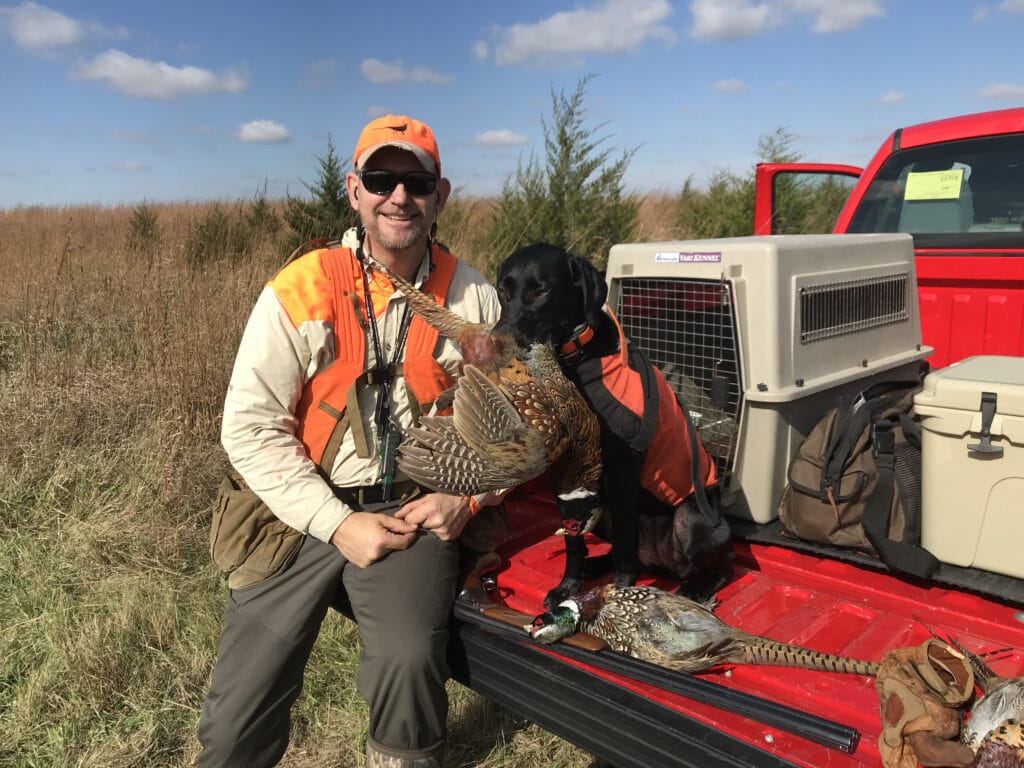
[450,108,1024,768]
[754,106,1024,369]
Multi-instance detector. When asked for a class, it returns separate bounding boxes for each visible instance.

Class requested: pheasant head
[383,263,518,374]
[554,506,602,537]
[525,599,581,644]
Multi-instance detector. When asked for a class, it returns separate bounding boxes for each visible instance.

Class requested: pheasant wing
[452,365,548,479]
[396,365,549,495]
[397,425,525,495]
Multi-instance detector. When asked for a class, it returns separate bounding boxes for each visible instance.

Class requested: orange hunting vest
[270,244,457,469]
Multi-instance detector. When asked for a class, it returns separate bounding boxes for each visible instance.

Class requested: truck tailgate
[453,485,1024,768]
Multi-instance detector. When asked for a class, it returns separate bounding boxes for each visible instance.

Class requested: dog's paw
[544,578,582,609]
[612,569,638,588]
[675,570,731,604]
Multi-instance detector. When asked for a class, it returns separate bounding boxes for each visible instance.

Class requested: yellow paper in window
[904,169,964,200]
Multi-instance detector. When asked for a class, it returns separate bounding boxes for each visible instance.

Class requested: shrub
[675,129,804,239]
[126,200,161,254]
[486,75,638,273]
[245,180,280,239]
[283,134,357,249]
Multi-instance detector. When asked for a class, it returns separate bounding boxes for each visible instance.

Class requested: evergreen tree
[676,127,816,239]
[487,75,638,272]
[283,134,358,249]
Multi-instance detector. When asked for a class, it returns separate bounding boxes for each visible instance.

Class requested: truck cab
[754,107,1024,368]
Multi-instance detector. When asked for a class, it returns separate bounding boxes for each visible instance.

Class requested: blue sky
[2,0,1023,209]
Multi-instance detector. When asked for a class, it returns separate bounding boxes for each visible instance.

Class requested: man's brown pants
[196,514,459,767]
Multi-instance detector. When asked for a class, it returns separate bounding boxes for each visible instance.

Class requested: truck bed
[450,484,1024,768]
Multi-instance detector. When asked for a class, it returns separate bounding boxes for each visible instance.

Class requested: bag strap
[823,381,919,490]
[673,390,721,527]
[861,417,939,579]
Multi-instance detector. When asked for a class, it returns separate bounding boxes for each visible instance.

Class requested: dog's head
[493,243,607,348]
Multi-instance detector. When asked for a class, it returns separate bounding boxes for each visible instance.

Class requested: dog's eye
[529,288,550,302]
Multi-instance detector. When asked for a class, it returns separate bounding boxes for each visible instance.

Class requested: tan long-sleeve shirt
[221,230,501,543]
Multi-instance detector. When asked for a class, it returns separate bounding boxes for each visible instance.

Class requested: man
[197,115,501,768]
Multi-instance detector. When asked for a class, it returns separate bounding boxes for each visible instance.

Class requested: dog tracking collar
[558,323,595,364]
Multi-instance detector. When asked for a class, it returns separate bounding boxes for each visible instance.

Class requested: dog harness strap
[675,389,721,526]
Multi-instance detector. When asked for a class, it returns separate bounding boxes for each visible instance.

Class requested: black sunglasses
[359,170,438,197]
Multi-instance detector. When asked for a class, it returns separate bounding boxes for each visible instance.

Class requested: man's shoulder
[268,245,358,324]
[273,243,356,286]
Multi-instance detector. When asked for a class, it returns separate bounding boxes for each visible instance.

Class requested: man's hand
[330,512,418,568]
[394,493,471,541]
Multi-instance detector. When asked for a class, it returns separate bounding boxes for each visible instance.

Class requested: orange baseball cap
[353,115,440,176]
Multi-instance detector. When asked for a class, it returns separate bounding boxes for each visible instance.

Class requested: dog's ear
[568,253,608,328]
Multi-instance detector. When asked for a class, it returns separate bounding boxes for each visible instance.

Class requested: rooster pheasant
[952,640,1024,754]
[381,264,604,522]
[526,583,879,676]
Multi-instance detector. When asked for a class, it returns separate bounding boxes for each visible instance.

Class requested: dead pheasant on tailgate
[949,638,1024,755]
[526,583,879,677]
[381,265,605,595]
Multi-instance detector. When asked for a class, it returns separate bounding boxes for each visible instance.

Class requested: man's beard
[364,215,430,252]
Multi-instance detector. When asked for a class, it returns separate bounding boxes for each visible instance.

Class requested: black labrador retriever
[493,243,734,608]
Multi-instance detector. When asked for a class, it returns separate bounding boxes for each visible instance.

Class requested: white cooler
[914,355,1024,578]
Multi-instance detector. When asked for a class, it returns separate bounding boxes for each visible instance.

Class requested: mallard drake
[526,583,879,676]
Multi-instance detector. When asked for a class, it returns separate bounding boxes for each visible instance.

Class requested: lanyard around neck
[356,244,417,427]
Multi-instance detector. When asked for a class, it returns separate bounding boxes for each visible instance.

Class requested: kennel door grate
[613,277,742,485]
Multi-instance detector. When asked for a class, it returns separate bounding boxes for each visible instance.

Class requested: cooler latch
[967,391,1003,457]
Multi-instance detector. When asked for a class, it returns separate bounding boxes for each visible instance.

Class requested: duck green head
[524,600,581,644]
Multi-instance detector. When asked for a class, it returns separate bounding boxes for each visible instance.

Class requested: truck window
[845,133,1024,249]
[771,172,856,234]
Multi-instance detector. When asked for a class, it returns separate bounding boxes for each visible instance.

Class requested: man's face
[347,146,449,253]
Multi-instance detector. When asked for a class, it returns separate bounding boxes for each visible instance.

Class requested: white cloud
[475,129,528,146]
[237,120,291,143]
[999,0,1024,11]
[110,160,147,172]
[690,0,775,40]
[360,58,453,85]
[879,91,904,104]
[0,2,127,51]
[980,82,1024,99]
[471,40,488,61]
[691,0,883,39]
[2,1,80,48]
[493,0,674,67]
[305,57,336,89]
[713,78,748,93]
[71,49,248,100]
[788,0,883,32]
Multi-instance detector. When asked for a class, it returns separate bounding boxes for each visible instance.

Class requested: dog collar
[557,324,595,364]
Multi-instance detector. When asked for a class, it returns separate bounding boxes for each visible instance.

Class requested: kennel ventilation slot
[799,272,911,343]
[606,234,931,523]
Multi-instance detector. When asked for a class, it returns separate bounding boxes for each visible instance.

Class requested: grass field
[0,197,683,767]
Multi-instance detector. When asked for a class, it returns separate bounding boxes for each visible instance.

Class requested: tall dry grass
[2,199,675,767]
